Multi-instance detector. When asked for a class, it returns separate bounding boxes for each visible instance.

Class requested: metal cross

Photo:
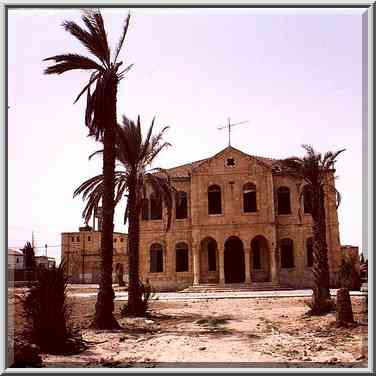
[217,118,250,146]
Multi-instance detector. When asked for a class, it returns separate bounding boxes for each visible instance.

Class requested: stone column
[219,249,225,285]
[193,242,200,285]
[270,245,279,283]
[244,247,251,284]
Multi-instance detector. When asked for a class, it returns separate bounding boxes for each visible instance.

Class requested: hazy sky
[7,7,365,262]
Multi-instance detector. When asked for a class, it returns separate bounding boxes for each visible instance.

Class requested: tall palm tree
[43,9,133,329]
[280,145,345,315]
[74,115,175,316]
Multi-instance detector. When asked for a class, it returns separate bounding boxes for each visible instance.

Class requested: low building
[61,226,128,283]
[8,248,24,270]
[35,255,56,269]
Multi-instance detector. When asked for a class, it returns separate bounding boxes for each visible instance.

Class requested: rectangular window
[88,236,91,242]
[76,236,80,242]
[176,192,188,219]
[244,192,257,212]
[150,249,163,272]
[281,244,294,268]
[71,236,74,242]
[176,248,189,272]
[150,198,162,220]
[141,199,149,220]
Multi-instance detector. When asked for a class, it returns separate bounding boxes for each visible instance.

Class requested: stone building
[61,225,128,283]
[138,146,343,291]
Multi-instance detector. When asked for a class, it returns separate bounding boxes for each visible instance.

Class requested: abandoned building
[138,145,344,291]
[61,145,358,291]
[61,225,128,283]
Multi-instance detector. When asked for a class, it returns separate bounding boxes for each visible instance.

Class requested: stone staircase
[181,282,293,293]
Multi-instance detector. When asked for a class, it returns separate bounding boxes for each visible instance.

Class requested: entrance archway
[200,237,219,283]
[250,235,270,282]
[224,236,245,283]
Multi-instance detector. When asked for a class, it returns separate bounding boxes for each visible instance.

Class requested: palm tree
[43,9,133,329]
[74,115,175,316]
[280,145,345,315]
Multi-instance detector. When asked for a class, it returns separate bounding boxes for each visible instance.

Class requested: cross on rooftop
[217,118,250,146]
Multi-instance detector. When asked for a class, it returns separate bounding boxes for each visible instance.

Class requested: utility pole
[81,230,86,284]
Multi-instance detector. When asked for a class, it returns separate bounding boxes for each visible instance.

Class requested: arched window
[207,239,217,271]
[150,194,162,220]
[150,243,163,272]
[307,237,314,267]
[277,187,291,215]
[176,191,188,219]
[141,198,149,220]
[175,242,189,272]
[208,185,222,215]
[280,238,294,268]
[303,186,313,214]
[243,183,257,212]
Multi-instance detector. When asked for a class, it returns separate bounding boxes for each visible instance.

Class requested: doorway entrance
[224,236,245,283]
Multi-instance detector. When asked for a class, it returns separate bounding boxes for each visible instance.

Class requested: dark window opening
[243,183,257,212]
[150,244,163,273]
[208,240,217,271]
[120,238,124,242]
[176,192,188,219]
[71,236,74,242]
[277,187,291,214]
[141,198,149,220]
[253,247,261,269]
[307,238,314,267]
[88,236,91,241]
[150,196,162,220]
[226,158,235,167]
[76,236,80,242]
[303,187,313,214]
[176,243,189,272]
[281,238,294,268]
[208,185,222,215]
[114,238,117,243]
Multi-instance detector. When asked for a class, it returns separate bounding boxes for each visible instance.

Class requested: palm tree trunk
[310,187,331,315]
[126,183,144,316]
[93,76,120,329]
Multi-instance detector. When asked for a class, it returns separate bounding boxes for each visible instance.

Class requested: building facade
[61,226,128,283]
[138,146,343,291]
[8,248,24,270]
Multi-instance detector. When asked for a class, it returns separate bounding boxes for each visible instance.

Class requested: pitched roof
[165,146,278,178]
[8,248,23,256]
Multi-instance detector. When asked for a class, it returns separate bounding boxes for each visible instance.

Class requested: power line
[8,245,61,249]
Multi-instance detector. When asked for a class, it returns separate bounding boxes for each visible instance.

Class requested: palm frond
[62,12,109,68]
[73,71,100,104]
[44,53,103,75]
[113,13,131,63]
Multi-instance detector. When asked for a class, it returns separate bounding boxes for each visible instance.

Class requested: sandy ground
[9,289,368,368]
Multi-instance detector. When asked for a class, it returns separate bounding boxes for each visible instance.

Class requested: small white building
[35,255,56,269]
[8,248,24,270]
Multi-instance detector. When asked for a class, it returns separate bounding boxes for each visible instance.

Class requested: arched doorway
[200,237,219,283]
[250,235,270,282]
[224,236,245,283]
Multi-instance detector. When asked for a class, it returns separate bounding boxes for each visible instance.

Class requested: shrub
[120,279,155,317]
[23,263,85,354]
[339,257,361,291]
[305,297,336,315]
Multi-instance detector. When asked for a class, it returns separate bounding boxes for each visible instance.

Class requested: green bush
[120,280,155,317]
[23,263,85,354]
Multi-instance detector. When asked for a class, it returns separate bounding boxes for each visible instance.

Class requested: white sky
[7,7,366,262]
